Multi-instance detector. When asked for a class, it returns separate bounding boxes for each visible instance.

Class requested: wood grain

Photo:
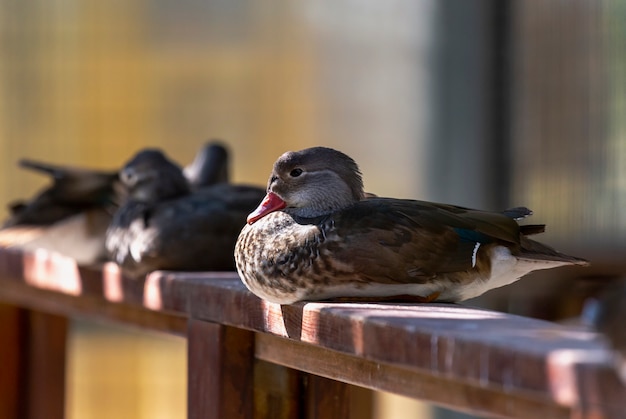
[255,333,569,419]
[187,319,254,419]
[0,304,67,419]
[0,304,24,419]
[23,310,68,419]
[302,373,351,419]
[253,360,302,419]
[0,246,624,418]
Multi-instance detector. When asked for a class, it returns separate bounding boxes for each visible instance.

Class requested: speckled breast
[234,211,352,303]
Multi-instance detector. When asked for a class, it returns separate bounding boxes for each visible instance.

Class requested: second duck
[107,147,265,278]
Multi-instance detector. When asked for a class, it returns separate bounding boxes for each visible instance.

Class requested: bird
[0,159,120,264]
[0,141,233,265]
[106,148,266,278]
[2,141,232,228]
[235,146,589,305]
[184,141,230,188]
[3,159,120,228]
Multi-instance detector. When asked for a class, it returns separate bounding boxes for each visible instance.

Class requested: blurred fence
[1,1,625,418]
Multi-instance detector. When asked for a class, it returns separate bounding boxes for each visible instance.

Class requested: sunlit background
[2,0,625,418]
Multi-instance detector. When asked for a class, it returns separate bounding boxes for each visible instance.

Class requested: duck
[0,141,232,265]
[0,159,120,264]
[2,159,119,228]
[106,148,266,278]
[2,141,231,229]
[235,146,589,304]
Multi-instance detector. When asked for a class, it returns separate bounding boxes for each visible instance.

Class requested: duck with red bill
[235,146,589,305]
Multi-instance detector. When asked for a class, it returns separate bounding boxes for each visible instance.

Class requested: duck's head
[184,141,230,188]
[247,147,364,224]
[120,149,190,203]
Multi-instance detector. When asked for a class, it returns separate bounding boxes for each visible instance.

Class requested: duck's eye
[290,168,303,177]
[120,168,137,184]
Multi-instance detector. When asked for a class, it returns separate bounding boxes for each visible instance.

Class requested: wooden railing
[0,246,624,419]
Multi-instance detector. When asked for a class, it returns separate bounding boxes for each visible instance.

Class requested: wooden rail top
[0,246,624,418]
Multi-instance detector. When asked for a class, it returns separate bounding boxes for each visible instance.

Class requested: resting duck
[0,141,230,265]
[106,148,265,278]
[3,141,230,228]
[235,146,589,304]
[0,159,120,264]
[3,159,119,228]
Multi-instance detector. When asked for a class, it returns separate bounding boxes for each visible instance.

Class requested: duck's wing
[4,159,119,228]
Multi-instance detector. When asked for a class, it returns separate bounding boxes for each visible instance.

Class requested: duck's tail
[518,235,590,266]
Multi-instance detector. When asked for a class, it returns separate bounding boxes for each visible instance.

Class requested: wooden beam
[253,360,301,419]
[252,360,373,419]
[255,333,569,418]
[23,310,68,419]
[0,247,624,417]
[0,304,68,419]
[0,304,25,419]
[0,278,187,335]
[303,373,351,419]
[187,319,254,419]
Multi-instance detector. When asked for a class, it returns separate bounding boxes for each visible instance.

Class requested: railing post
[253,360,302,418]
[302,373,352,419]
[0,303,67,419]
[187,319,254,419]
[0,304,23,419]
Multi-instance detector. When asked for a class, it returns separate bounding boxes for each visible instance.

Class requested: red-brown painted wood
[23,310,68,419]
[0,247,623,418]
[187,319,254,419]
[303,373,351,419]
[0,304,24,419]
[253,360,302,419]
[0,303,67,419]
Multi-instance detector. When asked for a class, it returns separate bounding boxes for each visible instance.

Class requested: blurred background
[1,0,625,418]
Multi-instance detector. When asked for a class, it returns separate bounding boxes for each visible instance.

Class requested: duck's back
[108,184,265,277]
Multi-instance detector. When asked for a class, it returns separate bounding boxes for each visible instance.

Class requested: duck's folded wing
[329,199,506,284]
